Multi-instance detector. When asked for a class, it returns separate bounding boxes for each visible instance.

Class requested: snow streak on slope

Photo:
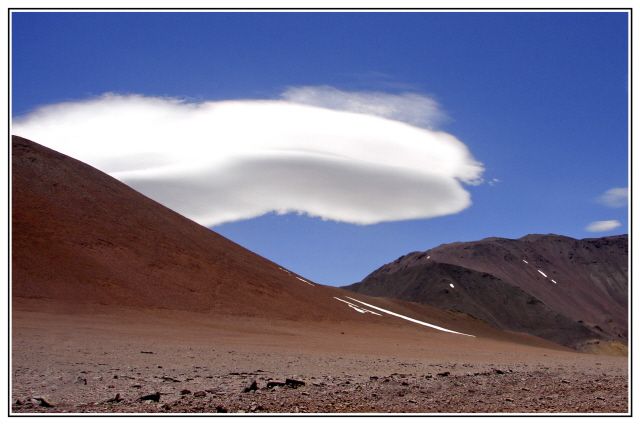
[333,297,382,316]
[345,297,475,337]
[296,276,315,286]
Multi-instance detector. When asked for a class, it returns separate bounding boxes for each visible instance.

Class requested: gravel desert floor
[11,306,628,414]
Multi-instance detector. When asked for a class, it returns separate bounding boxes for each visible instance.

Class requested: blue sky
[12,11,629,286]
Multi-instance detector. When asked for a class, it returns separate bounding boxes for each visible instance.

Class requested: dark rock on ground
[107,393,122,403]
[138,392,160,402]
[286,378,305,388]
[266,381,286,388]
[33,397,53,408]
[243,380,258,392]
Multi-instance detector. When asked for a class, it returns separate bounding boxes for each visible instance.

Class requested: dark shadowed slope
[346,234,627,348]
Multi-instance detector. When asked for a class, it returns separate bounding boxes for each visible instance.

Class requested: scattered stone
[494,369,506,375]
[437,371,450,377]
[596,396,605,401]
[243,380,258,393]
[180,389,191,395]
[138,392,160,402]
[33,397,54,408]
[505,398,514,402]
[131,384,142,388]
[561,379,570,384]
[162,376,181,382]
[140,351,154,354]
[161,403,171,411]
[193,391,206,398]
[14,399,23,406]
[369,376,378,381]
[107,393,122,403]
[216,405,228,413]
[266,381,286,388]
[75,377,87,385]
[286,378,306,388]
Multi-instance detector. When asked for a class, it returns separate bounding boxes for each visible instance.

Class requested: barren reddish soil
[12,303,628,414]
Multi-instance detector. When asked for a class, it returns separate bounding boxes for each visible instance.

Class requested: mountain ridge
[345,233,628,348]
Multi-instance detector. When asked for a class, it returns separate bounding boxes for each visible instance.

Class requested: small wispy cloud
[597,187,628,208]
[12,88,484,227]
[282,86,447,129]
[585,220,622,233]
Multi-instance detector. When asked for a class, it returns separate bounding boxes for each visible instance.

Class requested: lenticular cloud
[12,90,484,226]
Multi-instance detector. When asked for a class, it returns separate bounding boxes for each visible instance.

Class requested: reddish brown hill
[11,135,352,321]
[11,135,584,353]
[345,234,627,348]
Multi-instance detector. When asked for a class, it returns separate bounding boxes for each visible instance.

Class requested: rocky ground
[12,348,628,414]
[12,367,628,414]
[11,308,629,414]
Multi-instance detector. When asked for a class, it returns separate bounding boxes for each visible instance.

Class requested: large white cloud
[12,90,484,226]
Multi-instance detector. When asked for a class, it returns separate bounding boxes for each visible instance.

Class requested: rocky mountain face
[345,234,628,348]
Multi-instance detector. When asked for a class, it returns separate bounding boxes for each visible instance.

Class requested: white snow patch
[449,283,455,288]
[333,297,382,316]
[537,269,548,278]
[551,279,557,284]
[295,276,315,286]
[522,259,528,264]
[344,296,475,337]
[427,255,431,260]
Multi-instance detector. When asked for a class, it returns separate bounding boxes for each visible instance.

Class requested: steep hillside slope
[11,135,350,321]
